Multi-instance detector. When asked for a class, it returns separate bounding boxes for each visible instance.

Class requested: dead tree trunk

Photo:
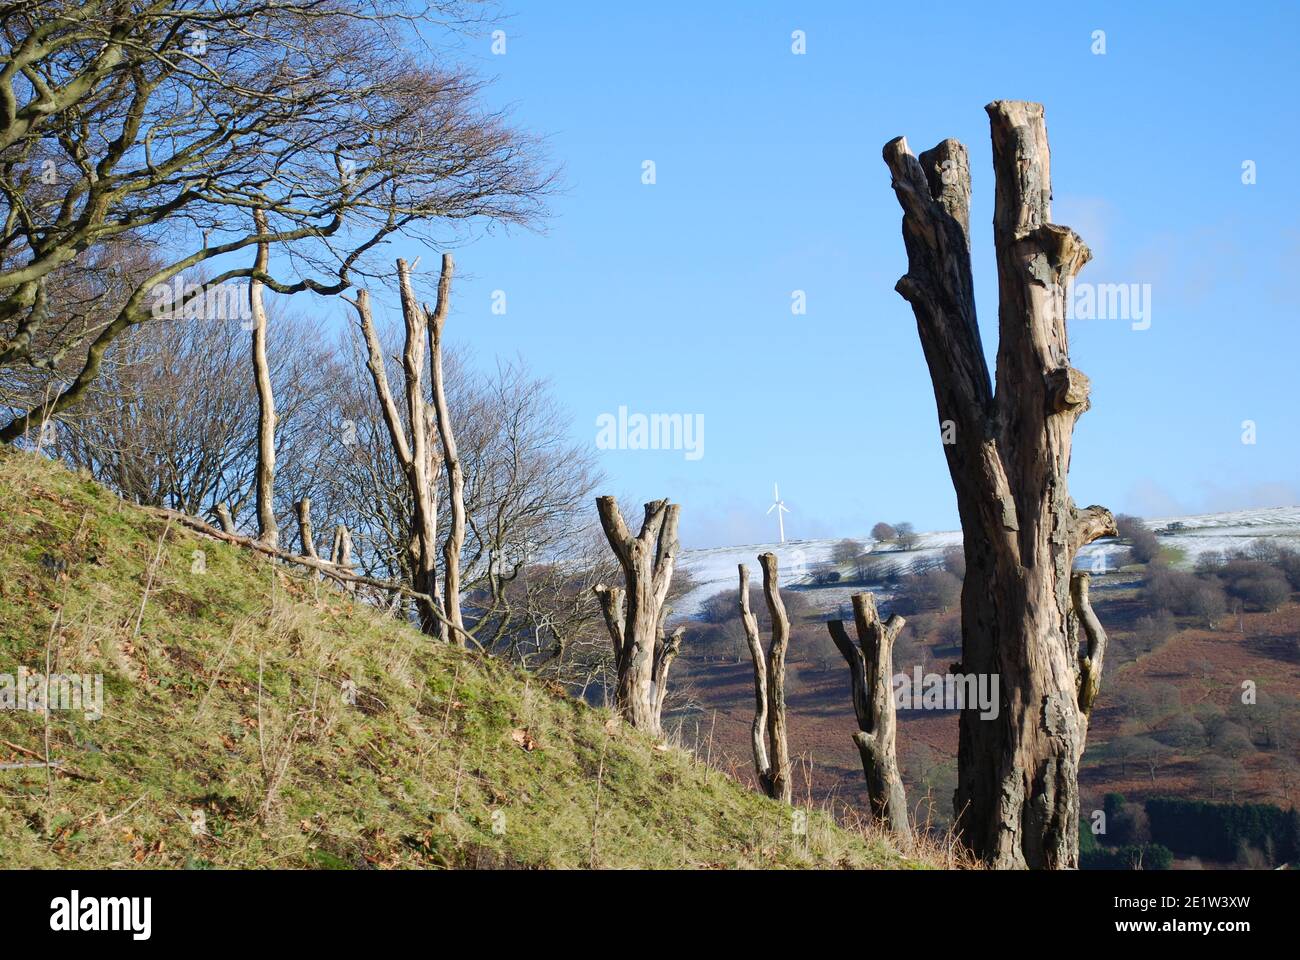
[738,554,792,803]
[330,524,355,593]
[422,252,467,643]
[593,496,682,737]
[351,270,443,640]
[250,208,278,549]
[215,503,235,534]
[827,593,911,842]
[295,498,318,560]
[882,101,1116,868]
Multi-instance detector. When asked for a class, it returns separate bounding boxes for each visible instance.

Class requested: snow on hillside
[673,506,1300,621]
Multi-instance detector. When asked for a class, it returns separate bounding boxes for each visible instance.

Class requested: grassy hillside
[0,449,913,869]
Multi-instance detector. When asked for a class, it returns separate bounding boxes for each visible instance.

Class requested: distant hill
[671,507,1300,852]
[675,506,1300,620]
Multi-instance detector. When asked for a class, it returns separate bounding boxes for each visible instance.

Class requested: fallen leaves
[510,727,538,751]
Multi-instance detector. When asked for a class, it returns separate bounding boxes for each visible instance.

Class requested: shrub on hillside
[811,564,841,586]
[1274,547,1300,590]
[1119,611,1177,659]
[1232,574,1290,611]
[1116,514,1161,564]
[890,567,961,615]
[831,538,864,565]
[1155,713,1204,750]
[1195,551,1225,574]
[1215,556,1291,611]
[1144,565,1226,627]
[871,521,897,542]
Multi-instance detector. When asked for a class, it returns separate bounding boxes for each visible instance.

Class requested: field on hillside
[0,450,916,870]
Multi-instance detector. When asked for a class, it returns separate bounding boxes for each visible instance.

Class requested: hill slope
[0,450,911,869]
[675,506,1300,619]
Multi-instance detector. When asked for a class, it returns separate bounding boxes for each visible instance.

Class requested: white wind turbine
[766,483,791,543]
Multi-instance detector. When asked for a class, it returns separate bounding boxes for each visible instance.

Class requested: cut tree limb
[738,556,792,803]
[827,593,911,841]
[295,498,317,560]
[593,496,682,736]
[883,101,1116,868]
[351,264,444,640]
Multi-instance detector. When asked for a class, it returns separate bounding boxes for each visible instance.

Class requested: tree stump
[882,101,1116,867]
[827,593,910,841]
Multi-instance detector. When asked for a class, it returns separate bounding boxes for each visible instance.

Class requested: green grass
[0,449,916,869]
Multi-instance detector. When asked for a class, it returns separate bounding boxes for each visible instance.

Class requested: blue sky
[330,1,1300,548]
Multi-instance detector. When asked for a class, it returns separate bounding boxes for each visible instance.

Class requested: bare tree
[831,538,864,565]
[827,593,911,841]
[593,497,683,736]
[424,253,466,636]
[738,554,792,803]
[56,308,335,521]
[308,333,600,647]
[883,101,1116,867]
[249,209,277,547]
[1,1,551,442]
[351,268,444,641]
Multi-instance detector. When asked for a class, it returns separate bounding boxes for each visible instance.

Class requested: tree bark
[882,101,1116,868]
[827,593,911,841]
[215,503,235,534]
[295,497,317,560]
[423,252,467,643]
[738,555,792,803]
[331,524,355,593]
[593,496,682,737]
[250,208,278,549]
[738,564,769,789]
[352,270,442,639]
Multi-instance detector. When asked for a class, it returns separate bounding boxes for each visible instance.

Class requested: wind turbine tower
[767,483,791,543]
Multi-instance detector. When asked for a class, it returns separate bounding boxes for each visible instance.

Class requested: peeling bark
[593,496,682,736]
[882,101,1116,868]
[827,593,911,841]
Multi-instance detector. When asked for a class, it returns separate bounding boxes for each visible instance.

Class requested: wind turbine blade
[766,504,776,515]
